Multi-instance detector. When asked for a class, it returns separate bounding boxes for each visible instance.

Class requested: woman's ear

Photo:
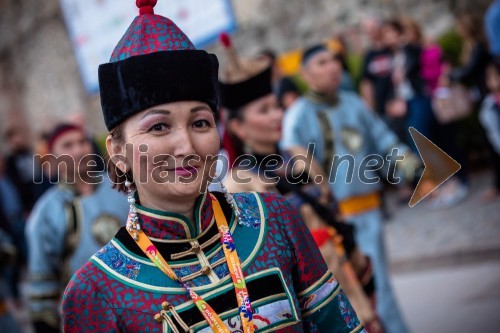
[228,118,246,141]
[106,135,128,174]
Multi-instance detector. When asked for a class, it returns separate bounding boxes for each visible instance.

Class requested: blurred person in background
[327,36,357,92]
[3,125,46,307]
[258,48,283,89]
[427,12,491,208]
[365,19,434,147]
[399,17,473,208]
[0,153,25,307]
[26,124,127,333]
[359,15,385,108]
[401,18,443,95]
[282,43,421,333]
[360,21,395,121]
[394,18,438,152]
[479,58,500,201]
[0,203,21,333]
[34,131,58,183]
[4,125,47,216]
[447,12,491,103]
[360,19,432,206]
[485,0,500,57]
[220,58,331,203]
[220,56,384,332]
[66,112,106,172]
[277,75,301,110]
[361,15,384,52]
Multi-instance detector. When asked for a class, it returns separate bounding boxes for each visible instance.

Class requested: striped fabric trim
[299,275,340,316]
[196,299,299,333]
[297,270,335,297]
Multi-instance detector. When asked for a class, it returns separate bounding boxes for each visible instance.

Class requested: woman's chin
[165,179,208,198]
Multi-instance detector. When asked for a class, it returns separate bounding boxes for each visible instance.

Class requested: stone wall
[0,0,101,145]
[0,0,494,149]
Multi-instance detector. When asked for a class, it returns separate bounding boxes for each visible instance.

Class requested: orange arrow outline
[408,127,461,208]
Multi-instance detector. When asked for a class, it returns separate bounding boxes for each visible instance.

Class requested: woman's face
[233,94,283,147]
[110,101,220,206]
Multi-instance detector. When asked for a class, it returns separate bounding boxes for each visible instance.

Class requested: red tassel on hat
[136,0,157,15]
[219,32,244,80]
[220,33,232,48]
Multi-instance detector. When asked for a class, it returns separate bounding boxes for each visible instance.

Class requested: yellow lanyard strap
[127,194,254,333]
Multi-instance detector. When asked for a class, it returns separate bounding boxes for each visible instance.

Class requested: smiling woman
[61,1,364,333]
[107,101,220,217]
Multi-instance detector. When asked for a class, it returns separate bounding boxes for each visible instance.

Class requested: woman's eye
[193,119,210,128]
[259,106,270,114]
[149,123,168,132]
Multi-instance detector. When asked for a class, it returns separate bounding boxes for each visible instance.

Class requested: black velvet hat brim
[219,66,273,110]
[99,50,219,131]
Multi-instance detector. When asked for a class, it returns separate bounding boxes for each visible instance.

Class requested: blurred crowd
[0,1,499,332]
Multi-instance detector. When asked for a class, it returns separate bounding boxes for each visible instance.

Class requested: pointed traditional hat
[98,0,219,130]
[218,33,273,111]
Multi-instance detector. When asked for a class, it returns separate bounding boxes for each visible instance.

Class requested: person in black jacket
[362,19,435,150]
[449,12,491,102]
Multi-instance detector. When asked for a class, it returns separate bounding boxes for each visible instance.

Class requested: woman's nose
[171,128,196,157]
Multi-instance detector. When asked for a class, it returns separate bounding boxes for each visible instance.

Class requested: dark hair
[3,126,21,140]
[456,12,487,44]
[107,123,133,193]
[47,123,84,152]
[226,107,243,121]
[383,19,404,35]
[401,17,423,45]
[277,77,300,107]
[488,57,500,74]
[223,106,245,167]
[221,129,244,169]
[301,44,328,66]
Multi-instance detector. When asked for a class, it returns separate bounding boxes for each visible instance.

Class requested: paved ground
[384,169,500,333]
[393,259,500,333]
[385,170,500,272]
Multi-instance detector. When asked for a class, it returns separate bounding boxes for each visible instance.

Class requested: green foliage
[289,74,309,94]
[346,53,364,83]
[437,30,463,66]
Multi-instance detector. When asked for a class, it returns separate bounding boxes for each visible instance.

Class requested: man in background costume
[282,44,420,333]
[26,124,128,332]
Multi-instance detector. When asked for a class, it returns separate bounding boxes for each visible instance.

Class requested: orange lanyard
[128,194,254,333]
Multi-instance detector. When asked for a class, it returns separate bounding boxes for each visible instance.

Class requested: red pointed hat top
[219,33,232,48]
[109,0,196,62]
[136,0,157,15]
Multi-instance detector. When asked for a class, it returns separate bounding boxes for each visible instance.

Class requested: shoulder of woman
[64,261,102,299]
[229,191,287,209]
[254,192,295,213]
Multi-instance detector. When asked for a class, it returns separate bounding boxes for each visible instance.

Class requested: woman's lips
[171,166,198,177]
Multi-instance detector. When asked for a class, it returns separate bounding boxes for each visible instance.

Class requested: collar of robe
[135,192,213,240]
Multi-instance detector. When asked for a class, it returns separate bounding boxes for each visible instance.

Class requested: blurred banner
[59,0,237,93]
